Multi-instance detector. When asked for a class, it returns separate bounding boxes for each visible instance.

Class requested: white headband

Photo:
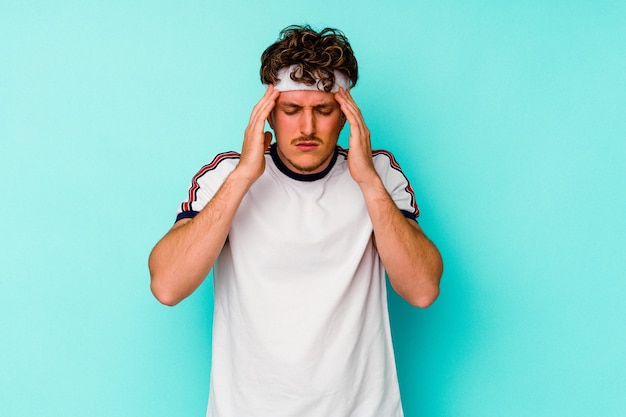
[271,65,351,93]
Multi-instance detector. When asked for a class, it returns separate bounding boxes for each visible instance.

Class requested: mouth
[295,141,320,151]
[293,137,322,152]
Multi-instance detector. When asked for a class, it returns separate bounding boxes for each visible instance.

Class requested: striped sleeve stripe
[181,151,241,212]
[372,150,420,217]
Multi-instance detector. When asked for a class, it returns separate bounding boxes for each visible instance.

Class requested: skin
[269,89,345,175]
[149,84,443,307]
[334,88,442,307]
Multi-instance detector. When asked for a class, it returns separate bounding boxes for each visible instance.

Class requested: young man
[149,25,443,417]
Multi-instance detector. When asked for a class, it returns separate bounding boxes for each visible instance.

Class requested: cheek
[321,117,344,134]
[273,114,297,131]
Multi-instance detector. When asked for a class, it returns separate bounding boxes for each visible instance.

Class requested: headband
[271,65,351,93]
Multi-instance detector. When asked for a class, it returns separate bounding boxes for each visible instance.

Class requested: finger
[335,89,371,148]
[249,86,280,126]
[337,100,364,139]
[335,89,363,127]
[246,86,280,137]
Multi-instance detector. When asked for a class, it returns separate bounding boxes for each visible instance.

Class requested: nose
[299,109,316,136]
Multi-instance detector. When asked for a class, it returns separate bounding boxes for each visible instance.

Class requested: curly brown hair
[260,25,358,92]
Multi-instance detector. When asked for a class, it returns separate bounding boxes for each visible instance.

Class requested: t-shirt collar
[269,143,339,182]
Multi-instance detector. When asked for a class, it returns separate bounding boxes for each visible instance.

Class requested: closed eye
[314,105,336,116]
[280,105,302,115]
[278,103,337,116]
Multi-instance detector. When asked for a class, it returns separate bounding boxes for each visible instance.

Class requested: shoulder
[372,149,420,218]
[199,151,241,172]
[191,151,241,181]
[337,147,408,174]
[177,151,242,217]
[372,149,402,168]
[371,149,412,177]
[337,147,400,163]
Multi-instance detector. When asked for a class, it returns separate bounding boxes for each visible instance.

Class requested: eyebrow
[278,102,336,110]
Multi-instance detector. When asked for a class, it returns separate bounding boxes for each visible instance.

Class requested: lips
[293,137,322,152]
[295,142,319,151]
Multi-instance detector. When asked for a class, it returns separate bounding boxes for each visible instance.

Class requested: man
[149,25,443,417]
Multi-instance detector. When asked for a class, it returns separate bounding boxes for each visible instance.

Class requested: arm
[148,86,280,306]
[335,89,443,308]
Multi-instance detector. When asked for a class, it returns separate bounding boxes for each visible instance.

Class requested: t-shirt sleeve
[373,150,420,220]
[175,152,240,222]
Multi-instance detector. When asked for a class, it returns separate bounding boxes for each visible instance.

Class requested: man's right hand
[236,85,280,182]
[149,86,280,306]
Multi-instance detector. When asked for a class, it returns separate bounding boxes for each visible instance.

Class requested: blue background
[1,1,624,416]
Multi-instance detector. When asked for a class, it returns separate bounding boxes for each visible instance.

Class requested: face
[269,90,345,175]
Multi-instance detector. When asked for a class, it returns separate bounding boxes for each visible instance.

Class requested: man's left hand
[335,88,379,186]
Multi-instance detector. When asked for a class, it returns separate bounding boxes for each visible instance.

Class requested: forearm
[149,86,278,306]
[148,171,254,305]
[334,88,442,306]
[360,177,443,308]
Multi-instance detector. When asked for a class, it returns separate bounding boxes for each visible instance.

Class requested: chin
[290,157,327,174]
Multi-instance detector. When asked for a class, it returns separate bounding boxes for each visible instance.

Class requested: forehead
[276,90,337,106]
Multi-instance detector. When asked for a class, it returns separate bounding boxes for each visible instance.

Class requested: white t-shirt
[177,144,419,417]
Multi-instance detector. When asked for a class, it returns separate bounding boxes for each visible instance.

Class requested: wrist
[227,166,260,190]
[355,168,383,186]
[356,174,386,196]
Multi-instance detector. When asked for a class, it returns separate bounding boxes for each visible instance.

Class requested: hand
[334,88,379,186]
[236,85,280,182]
